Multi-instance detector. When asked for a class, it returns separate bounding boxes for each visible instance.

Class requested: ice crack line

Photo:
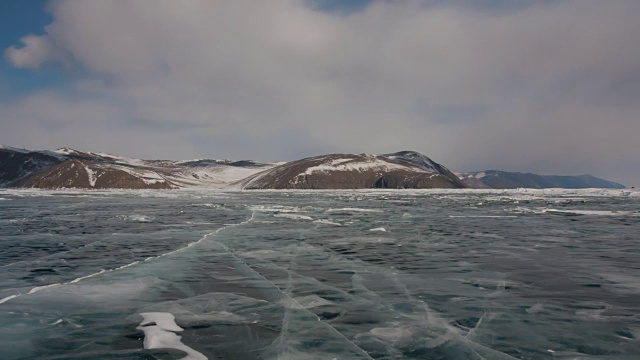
[270,239,302,358]
[211,230,374,359]
[391,275,517,360]
[0,212,256,306]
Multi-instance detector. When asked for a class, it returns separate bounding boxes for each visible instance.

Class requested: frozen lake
[1,188,639,359]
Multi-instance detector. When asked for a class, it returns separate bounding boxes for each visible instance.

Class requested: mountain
[456,170,625,189]
[0,146,64,187]
[0,146,277,190]
[243,151,467,189]
[1,145,626,190]
[1,147,464,190]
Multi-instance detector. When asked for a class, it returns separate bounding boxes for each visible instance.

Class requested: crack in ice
[0,213,257,307]
[209,212,374,359]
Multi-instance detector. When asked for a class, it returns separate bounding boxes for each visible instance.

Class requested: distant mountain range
[0,146,626,190]
[455,170,625,189]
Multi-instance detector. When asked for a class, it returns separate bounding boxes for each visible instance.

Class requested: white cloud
[4,34,65,69]
[2,0,640,185]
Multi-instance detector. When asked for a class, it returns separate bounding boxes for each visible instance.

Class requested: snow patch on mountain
[51,148,78,156]
[385,151,441,173]
[83,164,98,187]
[329,158,353,166]
[53,148,149,167]
[0,145,29,153]
[174,159,232,166]
[302,158,415,176]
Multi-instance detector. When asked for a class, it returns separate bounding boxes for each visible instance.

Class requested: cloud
[4,34,65,69]
[2,0,640,185]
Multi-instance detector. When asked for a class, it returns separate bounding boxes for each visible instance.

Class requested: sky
[1,0,639,186]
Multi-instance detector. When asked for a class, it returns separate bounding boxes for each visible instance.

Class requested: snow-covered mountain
[243,151,467,189]
[456,170,625,189]
[0,146,277,189]
[1,146,626,190]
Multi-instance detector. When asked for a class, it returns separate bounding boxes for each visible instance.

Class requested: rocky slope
[1,146,276,189]
[457,170,625,189]
[243,151,467,189]
[0,146,64,187]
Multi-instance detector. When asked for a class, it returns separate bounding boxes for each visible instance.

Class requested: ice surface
[137,312,207,360]
[313,219,342,226]
[273,213,313,220]
[68,269,108,283]
[1,188,640,359]
[369,227,387,232]
[327,207,382,213]
[139,312,184,331]
[249,205,306,213]
[449,215,518,218]
[27,283,61,294]
[0,294,19,304]
[541,208,640,216]
[117,214,154,222]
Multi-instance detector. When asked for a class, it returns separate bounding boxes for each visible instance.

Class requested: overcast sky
[1,0,639,186]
